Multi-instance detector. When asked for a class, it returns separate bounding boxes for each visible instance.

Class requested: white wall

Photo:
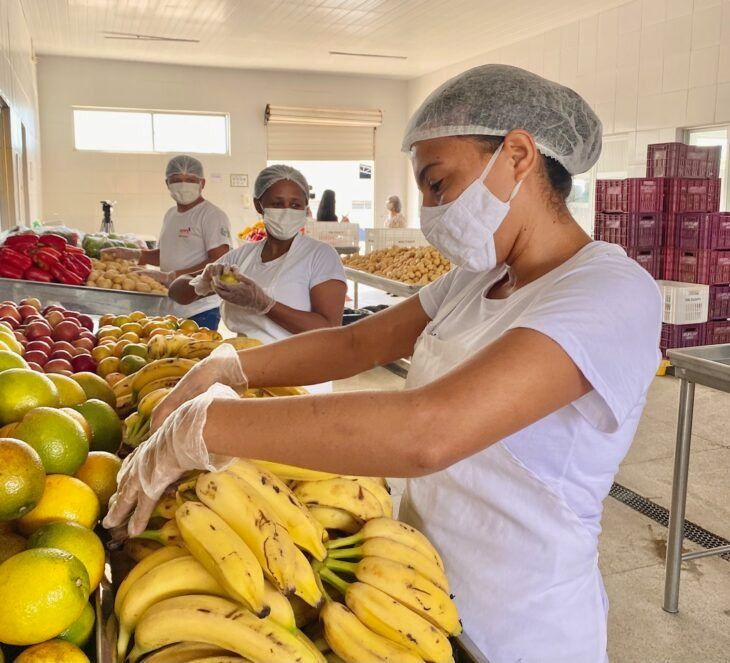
[38,56,410,238]
[0,0,42,227]
[406,0,730,225]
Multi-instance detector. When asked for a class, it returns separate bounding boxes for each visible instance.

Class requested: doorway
[0,98,15,230]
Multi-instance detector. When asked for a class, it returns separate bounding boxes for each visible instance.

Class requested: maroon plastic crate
[647,143,722,179]
[627,246,662,278]
[668,212,730,250]
[595,179,626,212]
[625,178,665,212]
[660,322,706,355]
[665,178,721,213]
[673,249,730,285]
[594,212,662,248]
[710,213,730,249]
[705,320,730,345]
[709,285,730,320]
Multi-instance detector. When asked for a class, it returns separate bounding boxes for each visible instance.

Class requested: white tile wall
[0,0,41,228]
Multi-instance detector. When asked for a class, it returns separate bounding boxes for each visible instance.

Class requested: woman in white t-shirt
[170,165,347,345]
[107,66,662,663]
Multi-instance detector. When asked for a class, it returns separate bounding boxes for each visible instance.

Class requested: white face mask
[264,207,306,240]
[419,143,523,272]
[168,181,202,205]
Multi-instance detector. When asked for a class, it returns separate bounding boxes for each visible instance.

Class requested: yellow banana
[290,594,320,629]
[133,641,236,663]
[309,506,363,534]
[252,460,337,482]
[345,582,453,663]
[112,372,136,399]
[264,580,297,631]
[135,376,182,402]
[146,334,170,361]
[137,387,171,419]
[151,493,179,520]
[195,658,247,662]
[178,339,222,359]
[261,386,308,397]
[294,478,384,522]
[116,556,229,661]
[131,357,196,399]
[346,477,393,518]
[135,519,184,547]
[115,546,189,614]
[222,336,264,351]
[175,501,266,616]
[320,600,424,663]
[128,594,325,663]
[227,459,327,560]
[122,537,163,564]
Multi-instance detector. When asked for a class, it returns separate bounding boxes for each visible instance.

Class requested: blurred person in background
[316,189,338,221]
[384,195,407,228]
[101,155,232,329]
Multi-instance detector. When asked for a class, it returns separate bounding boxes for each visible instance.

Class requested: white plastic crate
[657,280,709,325]
[304,221,359,249]
[365,228,429,253]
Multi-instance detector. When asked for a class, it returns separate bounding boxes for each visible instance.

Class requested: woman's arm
[168,274,198,305]
[204,327,592,477]
[265,280,346,334]
[137,248,160,267]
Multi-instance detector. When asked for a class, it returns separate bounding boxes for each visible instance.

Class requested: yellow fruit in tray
[46,374,86,407]
[0,369,60,426]
[98,314,115,327]
[74,451,121,512]
[57,601,95,648]
[114,315,131,327]
[92,344,113,362]
[14,407,89,475]
[17,475,100,536]
[0,349,28,372]
[113,340,131,358]
[97,355,120,378]
[129,311,146,322]
[71,399,123,454]
[0,438,46,521]
[15,639,89,663]
[0,548,90,645]
[120,354,147,376]
[72,372,116,408]
[122,343,148,360]
[28,521,104,591]
[96,325,122,340]
[105,372,125,387]
[119,332,140,344]
[61,408,93,442]
[178,318,199,334]
[120,322,143,336]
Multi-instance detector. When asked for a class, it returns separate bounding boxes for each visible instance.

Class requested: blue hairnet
[166,155,204,179]
[402,64,602,175]
[254,164,310,200]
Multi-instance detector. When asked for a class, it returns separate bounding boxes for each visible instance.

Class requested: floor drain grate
[609,482,730,562]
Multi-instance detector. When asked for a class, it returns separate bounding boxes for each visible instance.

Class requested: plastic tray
[647,143,722,179]
[709,284,730,320]
[595,212,663,248]
[657,280,709,324]
[305,221,360,249]
[365,228,429,253]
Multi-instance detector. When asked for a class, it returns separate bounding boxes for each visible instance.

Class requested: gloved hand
[130,268,177,287]
[213,273,276,315]
[100,247,141,261]
[103,383,238,537]
[150,343,248,433]
[190,262,227,296]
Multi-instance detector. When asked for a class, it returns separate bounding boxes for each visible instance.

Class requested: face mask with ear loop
[419,143,523,272]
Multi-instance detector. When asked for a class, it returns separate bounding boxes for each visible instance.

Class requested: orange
[57,601,95,648]
[96,356,120,378]
[0,349,28,372]
[15,640,89,663]
[113,339,131,358]
[46,374,86,407]
[71,372,116,408]
[118,332,139,343]
[71,400,122,453]
[74,451,121,511]
[0,438,46,521]
[91,344,113,362]
[105,372,125,387]
[119,354,147,376]
[0,369,59,426]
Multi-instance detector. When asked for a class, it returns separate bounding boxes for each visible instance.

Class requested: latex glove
[150,343,247,433]
[130,268,176,287]
[103,383,238,537]
[190,262,227,296]
[100,247,141,261]
[213,273,275,315]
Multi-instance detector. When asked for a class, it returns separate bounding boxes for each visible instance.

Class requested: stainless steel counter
[664,343,730,613]
[343,267,424,307]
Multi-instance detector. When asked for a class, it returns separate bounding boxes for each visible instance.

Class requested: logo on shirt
[178,227,192,238]
[221,228,230,238]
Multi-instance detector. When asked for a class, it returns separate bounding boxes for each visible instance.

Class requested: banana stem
[324,532,363,550]
[312,561,333,603]
[319,566,351,596]
[134,529,163,544]
[324,558,358,575]
[326,546,363,560]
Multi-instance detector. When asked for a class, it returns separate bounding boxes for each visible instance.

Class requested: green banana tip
[324,532,362,550]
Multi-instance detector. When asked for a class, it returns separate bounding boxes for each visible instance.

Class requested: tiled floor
[334,364,730,663]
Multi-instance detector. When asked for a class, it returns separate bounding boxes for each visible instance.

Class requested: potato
[137,283,152,292]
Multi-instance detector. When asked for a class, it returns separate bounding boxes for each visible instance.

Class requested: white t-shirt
[418,241,662,537]
[217,234,346,343]
[159,199,232,318]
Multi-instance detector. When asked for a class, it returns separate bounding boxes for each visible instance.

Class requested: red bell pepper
[24,266,54,282]
[49,263,85,286]
[4,233,39,252]
[32,246,62,272]
[0,263,25,279]
[62,254,91,280]
[64,244,85,255]
[0,247,33,272]
[38,233,68,252]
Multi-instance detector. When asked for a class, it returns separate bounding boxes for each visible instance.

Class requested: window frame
[72,107,231,156]
[684,124,730,212]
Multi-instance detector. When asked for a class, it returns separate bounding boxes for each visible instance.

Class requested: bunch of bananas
[116,459,461,663]
[147,332,263,361]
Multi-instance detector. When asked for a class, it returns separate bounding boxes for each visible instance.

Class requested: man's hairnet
[254,164,310,200]
[166,155,204,179]
[402,64,602,175]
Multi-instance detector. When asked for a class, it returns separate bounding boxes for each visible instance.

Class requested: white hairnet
[166,155,204,179]
[402,64,602,175]
[254,164,310,200]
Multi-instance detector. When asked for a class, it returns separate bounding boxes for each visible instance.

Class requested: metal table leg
[353,281,359,309]
[663,378,695,613]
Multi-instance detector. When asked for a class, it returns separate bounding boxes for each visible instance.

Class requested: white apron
[399,274,607,663]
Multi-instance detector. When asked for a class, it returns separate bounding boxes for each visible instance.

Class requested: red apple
[78,330,97,344]
[13,331,27,345]
[52,320,80,342]
[44,310,64,327]
[26,321,52,340]
[76,314,94,331]
[26,339,52,353]
[71,354,97,373]
[20,297,41,310]
[0,305,20,322]
[72,337,94,352]
[1,301,15,306]
[0,316,18,330]
[49,349,74,362]
[63,311,80,320]
[24,350,48,366]
[17,304,38,321]
[42,305,65,315]
[51,340,75,354]
[26,361,43,372]
[44,358,73,373]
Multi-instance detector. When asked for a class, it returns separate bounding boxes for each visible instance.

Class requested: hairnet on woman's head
[165,155,204,179]
[386,195,402,213]
[254,164,310,200]
[402,64,602,175]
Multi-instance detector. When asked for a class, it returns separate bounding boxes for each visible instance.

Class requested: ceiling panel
[20,0,629,78]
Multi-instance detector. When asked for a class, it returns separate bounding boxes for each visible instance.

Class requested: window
[686,126,729,212]
[73,109,229,154]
